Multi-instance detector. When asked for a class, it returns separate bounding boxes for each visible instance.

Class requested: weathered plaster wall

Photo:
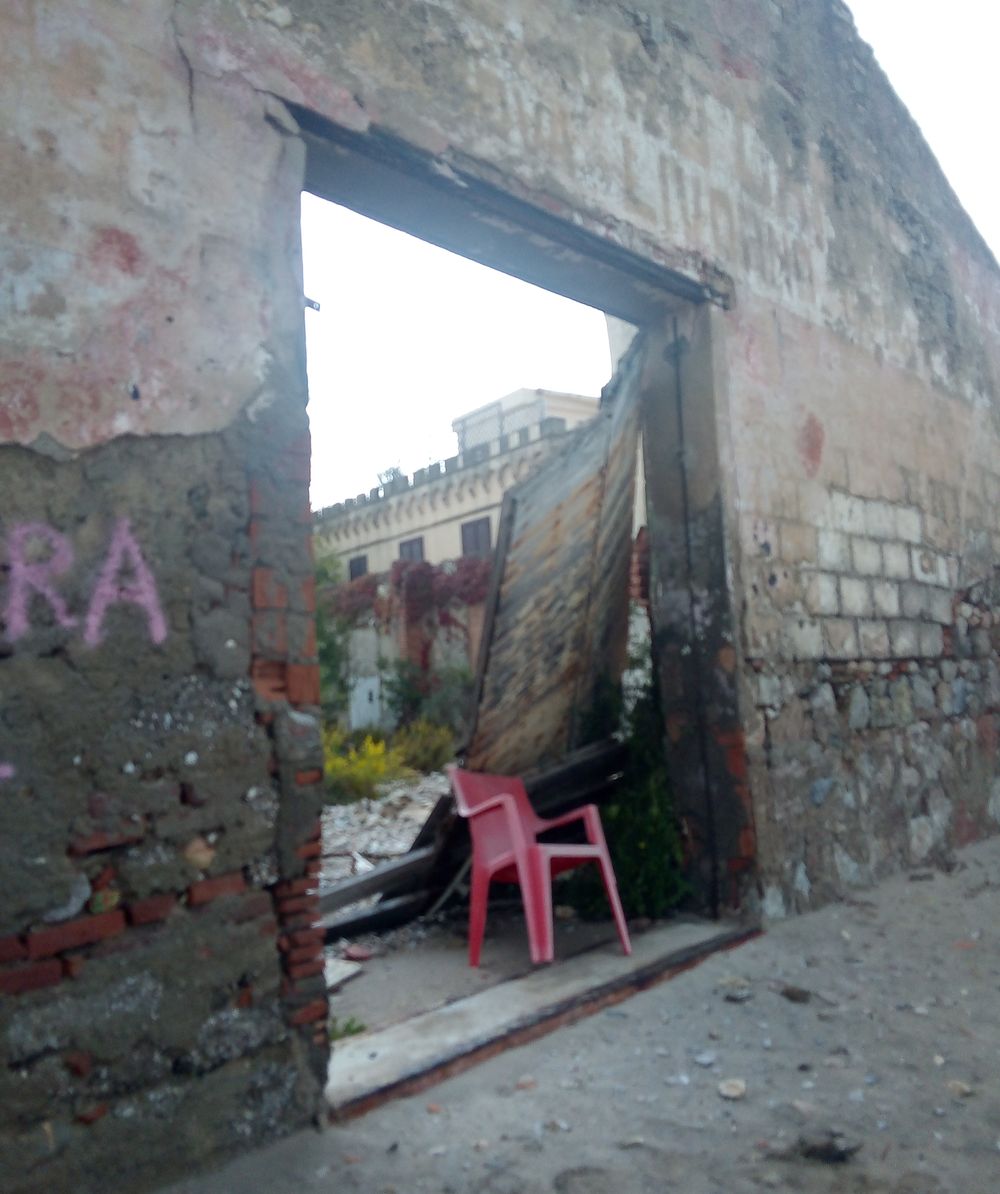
[1,4,328,1190]
[3,0,1000,1187]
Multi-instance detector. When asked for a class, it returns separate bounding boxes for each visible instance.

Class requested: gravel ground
[166,836,1000,1194]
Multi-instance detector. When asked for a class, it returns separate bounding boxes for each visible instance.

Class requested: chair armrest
[539,803,603,842]
[460,791,532,853]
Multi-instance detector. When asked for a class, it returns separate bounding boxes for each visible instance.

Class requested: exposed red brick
[296,839,322,860]
[126,893,178,926]
[304,860,321,877]
[289,927,324,948]
[187,872,246,907]
[27,910,126,960]
[277,929,321,953]
[300,576,316,614]
[288,943,323,965]
[64,1050,93,1078]
[252,567,289,611]
[287,958,325,981]
[294,768,323,787]
[0,960,63,995]
[76,1103,109,1126]
[62,956,86,979]
[234,986,254,1009]
[68,829,144,857]
[273,877,315,899]
[0,934,27,964]
[252,658,287,702]
[288,999,328,1026]
[276,911,318,934]
[286,663,320,705]
[276,895,318,917]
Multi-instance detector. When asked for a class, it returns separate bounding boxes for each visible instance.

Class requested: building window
[348,555,368,580]
[399,537,424,562]
[461,517,492,558]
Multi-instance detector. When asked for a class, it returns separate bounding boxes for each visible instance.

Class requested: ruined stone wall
[3,0,1000,1187]
[161,0,999,918]
[1,5,328,1190]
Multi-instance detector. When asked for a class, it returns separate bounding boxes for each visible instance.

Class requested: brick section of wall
[247,452,329,1062]
[0,873,273,994]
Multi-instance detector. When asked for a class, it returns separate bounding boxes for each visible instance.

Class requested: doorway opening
[291,110,742,1073]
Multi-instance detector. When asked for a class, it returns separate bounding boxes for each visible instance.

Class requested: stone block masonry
[745,565,1000,915]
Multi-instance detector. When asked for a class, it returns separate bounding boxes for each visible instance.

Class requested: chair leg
[597,855,632,956]
[521,849,555,964]
[467,865,490,967]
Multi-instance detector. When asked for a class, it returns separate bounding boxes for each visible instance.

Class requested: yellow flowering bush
[322,727,413,803]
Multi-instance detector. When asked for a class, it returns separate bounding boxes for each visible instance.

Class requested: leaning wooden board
[462,334,647,775]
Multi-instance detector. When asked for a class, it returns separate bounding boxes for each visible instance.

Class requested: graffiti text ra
[2,518,167,647]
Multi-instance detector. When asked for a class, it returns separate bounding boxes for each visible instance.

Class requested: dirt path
[166,838,1000,1194]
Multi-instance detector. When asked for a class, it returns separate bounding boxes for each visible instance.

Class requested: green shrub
[563,688,687,920]
[322,726,413,803]
[394,718,455,774]
[384,660,474,737]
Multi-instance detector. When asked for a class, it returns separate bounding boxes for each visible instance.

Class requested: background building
[314,389,599,574]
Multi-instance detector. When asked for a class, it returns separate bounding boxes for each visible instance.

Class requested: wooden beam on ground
[322,892,430,942]
[318,846,437,916]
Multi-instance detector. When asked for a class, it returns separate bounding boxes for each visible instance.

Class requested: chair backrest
[447,767,541,864]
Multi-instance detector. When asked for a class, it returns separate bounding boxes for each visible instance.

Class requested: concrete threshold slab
[326,917,758,1119]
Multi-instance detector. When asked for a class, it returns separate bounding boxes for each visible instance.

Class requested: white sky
[848,0,999,258]
[304,2,999,511]
[302,199,612,510]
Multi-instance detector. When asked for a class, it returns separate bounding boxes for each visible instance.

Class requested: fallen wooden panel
[318,846,436,917]
[463,336,647,775]
[323,892,429,942]
[326,918,758,1118]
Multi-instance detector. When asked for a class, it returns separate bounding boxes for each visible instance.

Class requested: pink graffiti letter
[0,763,14,783]
[84,518,167,646]
[4,522,78,641]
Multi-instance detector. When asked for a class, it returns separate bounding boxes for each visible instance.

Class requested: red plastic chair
[447,766,632,966]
